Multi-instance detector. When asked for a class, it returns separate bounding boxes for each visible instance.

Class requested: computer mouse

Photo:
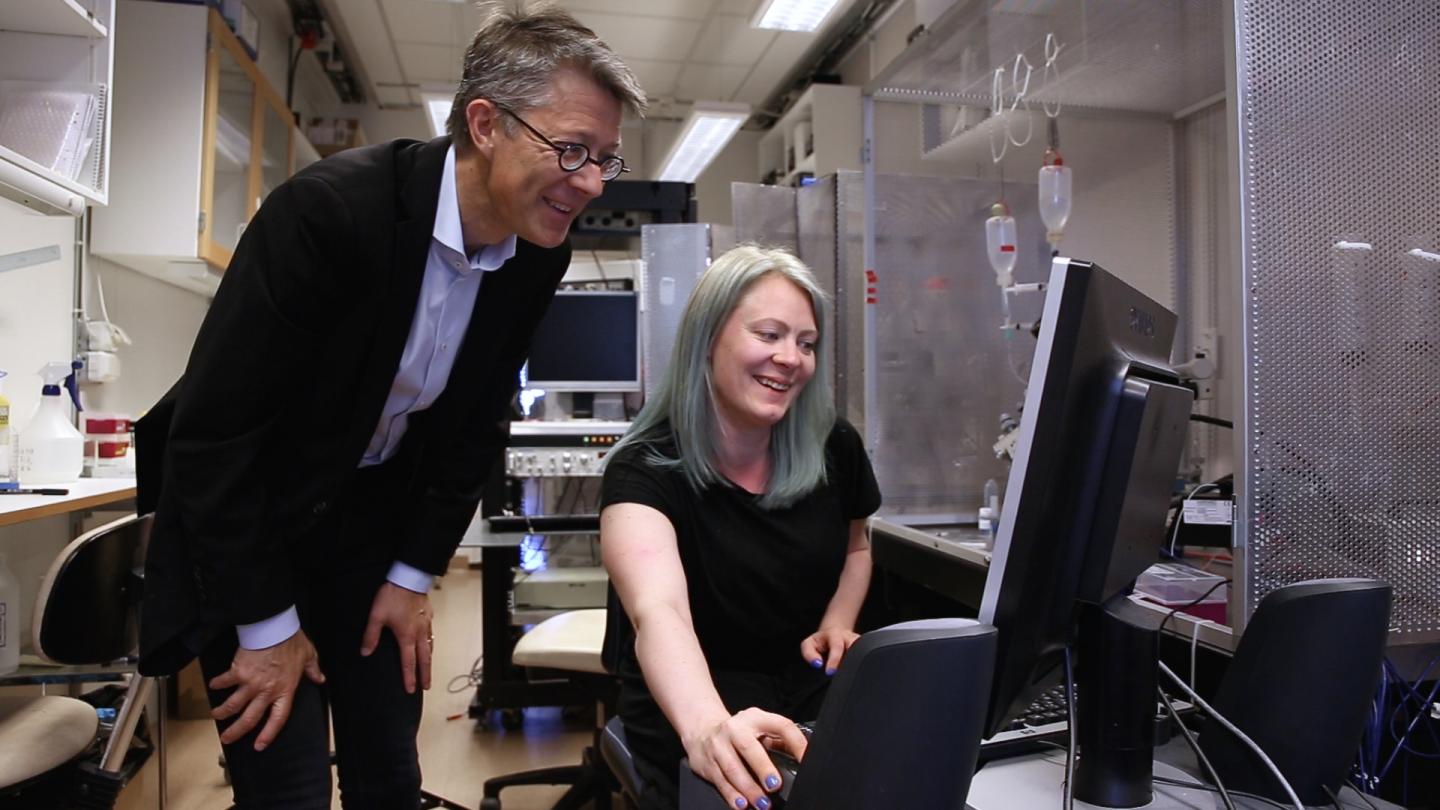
[767,749,800,802]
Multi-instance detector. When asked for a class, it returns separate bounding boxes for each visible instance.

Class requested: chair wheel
[480,798,501,810]
[499,708,524,730]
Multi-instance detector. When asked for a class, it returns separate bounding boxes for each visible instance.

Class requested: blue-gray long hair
[611,244,835,509]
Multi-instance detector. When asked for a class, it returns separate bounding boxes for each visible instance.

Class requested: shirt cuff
[236,606,301,650]
[387,561,434,594]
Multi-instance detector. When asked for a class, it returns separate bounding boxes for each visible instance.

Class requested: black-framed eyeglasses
[495,103,628,182]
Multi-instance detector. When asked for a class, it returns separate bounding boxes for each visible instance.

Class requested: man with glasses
[137,5,645,808]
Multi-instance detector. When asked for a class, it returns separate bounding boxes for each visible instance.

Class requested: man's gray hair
[447,1,646,150]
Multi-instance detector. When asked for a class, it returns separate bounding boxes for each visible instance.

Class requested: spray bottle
[0,370,15,491]
[17,361,84,486]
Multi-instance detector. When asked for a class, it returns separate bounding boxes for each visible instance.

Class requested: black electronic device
[1198,578,1390,805]
[522,290,640,392]
[977,259,1195,807]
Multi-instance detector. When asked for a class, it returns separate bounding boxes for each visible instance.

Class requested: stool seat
[0,695,99,787]
[511,608,607,674]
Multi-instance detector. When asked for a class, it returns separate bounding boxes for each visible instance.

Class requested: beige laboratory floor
[115,563,592,810]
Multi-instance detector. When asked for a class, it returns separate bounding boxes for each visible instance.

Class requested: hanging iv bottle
[1038,148,1072,247]
[986,202,1018,288]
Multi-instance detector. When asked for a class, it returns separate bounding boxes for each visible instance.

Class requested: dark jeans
[623,662,830,810]
[198,464,424,809]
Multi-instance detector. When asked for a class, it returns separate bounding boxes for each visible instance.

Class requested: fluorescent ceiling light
[422,92,452,138]
[751,0,843,32]
[656,102,750,183]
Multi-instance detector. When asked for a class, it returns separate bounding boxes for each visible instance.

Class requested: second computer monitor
[523,290,641,393]
[978,258,1194,741]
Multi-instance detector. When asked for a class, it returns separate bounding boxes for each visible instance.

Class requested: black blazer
[138,137,570,675]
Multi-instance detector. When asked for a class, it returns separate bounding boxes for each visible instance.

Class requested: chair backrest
[786,618,998,810]
[31,513,152,665]
[1197,577,1391,805]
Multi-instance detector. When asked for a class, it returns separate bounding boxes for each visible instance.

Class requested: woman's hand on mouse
[684,707,808,810]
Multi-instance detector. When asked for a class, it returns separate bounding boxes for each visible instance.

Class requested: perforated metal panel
[868,172,1047,518]
[731,183,798,253]
[1234,1,1440,643]
[639,224,712,401]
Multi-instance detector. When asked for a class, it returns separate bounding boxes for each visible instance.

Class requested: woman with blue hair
[601,244,881,810]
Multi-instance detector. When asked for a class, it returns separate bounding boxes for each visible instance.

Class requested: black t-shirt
[600,418,882,672]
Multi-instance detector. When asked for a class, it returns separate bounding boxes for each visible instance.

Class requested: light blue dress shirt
[238,146,518,650]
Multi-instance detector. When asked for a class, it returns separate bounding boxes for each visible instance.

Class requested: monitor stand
[966,751,1216,809]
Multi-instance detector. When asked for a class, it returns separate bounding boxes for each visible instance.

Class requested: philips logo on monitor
[1128,306,1156,338]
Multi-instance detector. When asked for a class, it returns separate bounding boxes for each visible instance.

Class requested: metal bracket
[0,245,62,275]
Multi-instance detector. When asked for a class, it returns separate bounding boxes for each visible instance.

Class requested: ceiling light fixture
[751,0,843,32]
[655,102,750,183]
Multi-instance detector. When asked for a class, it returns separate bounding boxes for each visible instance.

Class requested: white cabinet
[0,0,116,215]
[758,84,862,187]
[91,0,317,297]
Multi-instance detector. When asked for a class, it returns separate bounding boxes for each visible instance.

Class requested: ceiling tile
[623,58,684,100]
[319,0,403,84]
[374,85,414,107]
[691,14,776,66]
[715,0,760,15]
[674,62,751,102]
[570,10,706,62]
[397,41,461,83]
[733,31,814,104]
[380,0,462,45]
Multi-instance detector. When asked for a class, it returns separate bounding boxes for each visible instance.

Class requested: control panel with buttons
[506,420,630,479]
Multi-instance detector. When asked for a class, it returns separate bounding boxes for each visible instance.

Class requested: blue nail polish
[810,658,823,669]
[825,667,836,676]
[756,797,772,810]
[734,798,747,809]
[765,774,781,790]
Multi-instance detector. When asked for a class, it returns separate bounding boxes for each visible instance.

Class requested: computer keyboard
[978,685,1193,764]
[1014,683,1072,729]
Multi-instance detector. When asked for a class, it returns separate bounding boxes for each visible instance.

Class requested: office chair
[0,513,159,809]
[668,618,998,810]
[1195,577,1391,806]
[479,607,620,810]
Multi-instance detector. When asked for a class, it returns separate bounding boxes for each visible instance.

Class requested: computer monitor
[523,290,641,393]
[977,259,1194,807]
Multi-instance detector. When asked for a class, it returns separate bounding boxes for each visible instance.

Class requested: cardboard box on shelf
[307,117,367,157]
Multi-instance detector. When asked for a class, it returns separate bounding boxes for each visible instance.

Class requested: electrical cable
[1157,577,1230,639]
[1190,413,1234,429]
[1156,686,1236,810]
[1151,776,1291,810]
[1325,783,1380,810]
[1158,661,1305,810]
[1166,481,1224,556]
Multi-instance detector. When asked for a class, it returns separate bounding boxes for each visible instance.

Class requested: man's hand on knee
[210,630,326,751]
[360,582,434,694]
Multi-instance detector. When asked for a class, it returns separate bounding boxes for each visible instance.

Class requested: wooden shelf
[0,478,136,528]
[0,0,108,39]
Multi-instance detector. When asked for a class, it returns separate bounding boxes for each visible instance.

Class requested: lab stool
[480,608,620,810]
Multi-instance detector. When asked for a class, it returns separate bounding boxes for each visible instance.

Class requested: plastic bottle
[985,203,1018,288]
[0,371,15,491]
[1038,148,1073,247]
[0,552,19,675]
[978,478,1002,548]
[17,361,84,486]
